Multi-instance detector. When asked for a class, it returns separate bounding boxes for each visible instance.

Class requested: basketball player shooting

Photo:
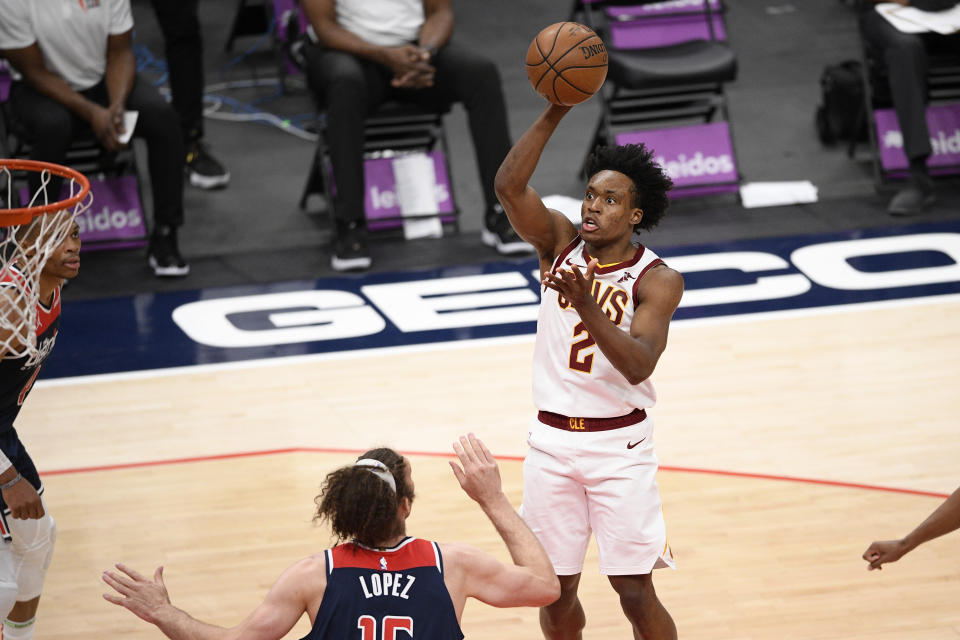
[494,99,684,639]
[0,221,81,640]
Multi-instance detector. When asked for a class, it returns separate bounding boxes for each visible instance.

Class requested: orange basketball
[526,22,608,106]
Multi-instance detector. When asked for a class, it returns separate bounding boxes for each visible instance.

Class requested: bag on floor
[815,59,868,145]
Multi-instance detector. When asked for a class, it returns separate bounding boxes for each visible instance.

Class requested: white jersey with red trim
[532,236,666,418]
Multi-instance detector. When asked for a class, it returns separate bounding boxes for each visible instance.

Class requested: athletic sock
[2,616,36,639]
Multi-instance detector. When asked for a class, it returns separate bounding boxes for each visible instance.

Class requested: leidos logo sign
[76,206,142,235]
[656,152,735,179]
[369,184,451,211]
[875,104,960,172]
[172,231,960,349]
[22,174,146,248]
[617,122,738,189]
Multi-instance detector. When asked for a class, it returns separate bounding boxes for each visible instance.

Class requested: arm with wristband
[0,444,43,520]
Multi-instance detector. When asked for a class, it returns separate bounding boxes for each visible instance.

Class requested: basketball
[526,22,608,106]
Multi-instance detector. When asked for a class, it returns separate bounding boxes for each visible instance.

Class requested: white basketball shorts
[519,413,675,576]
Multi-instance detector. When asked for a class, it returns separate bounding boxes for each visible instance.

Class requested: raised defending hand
[2,474,44,520]
[541,258,599,308]
[862,540,908,570]
[102,563,172,624]
[449,433,503,508]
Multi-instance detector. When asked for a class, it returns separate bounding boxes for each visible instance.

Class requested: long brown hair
[314,448,414,548]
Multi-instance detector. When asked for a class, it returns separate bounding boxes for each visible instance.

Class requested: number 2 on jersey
[358,615,413,639]
[569,322,595,373]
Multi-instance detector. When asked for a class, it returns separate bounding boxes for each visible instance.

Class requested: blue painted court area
[42,220,960,379]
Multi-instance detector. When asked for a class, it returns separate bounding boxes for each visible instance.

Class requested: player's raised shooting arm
[103,557,323,640]
[494,104,578,261]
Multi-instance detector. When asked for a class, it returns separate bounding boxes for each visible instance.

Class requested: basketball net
[0,160,92,360]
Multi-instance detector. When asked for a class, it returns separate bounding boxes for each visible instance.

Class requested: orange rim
[0,159,91,227]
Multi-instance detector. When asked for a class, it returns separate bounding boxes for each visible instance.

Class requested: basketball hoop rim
[0,158,91,227]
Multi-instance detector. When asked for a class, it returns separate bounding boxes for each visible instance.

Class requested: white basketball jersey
[532,236,666,417]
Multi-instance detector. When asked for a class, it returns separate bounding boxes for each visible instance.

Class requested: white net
[0,161,92,360]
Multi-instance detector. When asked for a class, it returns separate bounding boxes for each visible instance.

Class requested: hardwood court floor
[25,296,960,638]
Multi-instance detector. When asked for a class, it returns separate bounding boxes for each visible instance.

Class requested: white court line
[36,291,960,389]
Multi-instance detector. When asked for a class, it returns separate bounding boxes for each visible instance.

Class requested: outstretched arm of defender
[446,434,559,608]
[494,104,578,260]
[863,485,960,570]
[103,558,321,640]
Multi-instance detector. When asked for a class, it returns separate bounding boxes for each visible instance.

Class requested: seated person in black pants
[860,0,960,216]
[0,0,190,277]
[301,0,532,272]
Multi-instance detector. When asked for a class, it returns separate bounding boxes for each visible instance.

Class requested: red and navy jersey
[0,271,61,433]
[303,537,463,640]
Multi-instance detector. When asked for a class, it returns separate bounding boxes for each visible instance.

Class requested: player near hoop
[103,434,560,638]
[0,219,81,640]
[494,102,683,639]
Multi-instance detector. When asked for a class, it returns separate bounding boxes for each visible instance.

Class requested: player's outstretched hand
[450,433,503,508]
[102,563,172,624]
[862,539,908,570]
[541,258,598,308]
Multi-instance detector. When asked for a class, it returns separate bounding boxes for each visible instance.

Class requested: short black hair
[584,144,673,232]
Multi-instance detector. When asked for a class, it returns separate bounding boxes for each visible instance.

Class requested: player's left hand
[862,539,908,570]
[541,258,598,308]
[102,563,172,624]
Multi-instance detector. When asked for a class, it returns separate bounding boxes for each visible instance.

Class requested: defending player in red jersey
[102,434,560,638]
[0,222,81,640]
[494,102,684,639]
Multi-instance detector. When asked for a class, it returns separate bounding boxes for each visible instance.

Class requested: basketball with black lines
[526,22,608,106]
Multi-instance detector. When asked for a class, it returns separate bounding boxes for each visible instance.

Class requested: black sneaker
[887,178,935,216]
[482,204,534,255]
[147,227,190,277]
[185,141,230,189]
[331,221,372,272]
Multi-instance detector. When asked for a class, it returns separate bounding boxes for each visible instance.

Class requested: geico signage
[172,232,960,349]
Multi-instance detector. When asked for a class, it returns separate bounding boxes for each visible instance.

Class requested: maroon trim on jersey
[583,244,646,275]
[631,258,666,309]
[330,538,440,572]
[537,407,647,432]
[551,236,583,272]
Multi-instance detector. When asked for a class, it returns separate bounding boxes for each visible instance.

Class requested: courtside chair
[299,100,460,235]
[571,0,739,196]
